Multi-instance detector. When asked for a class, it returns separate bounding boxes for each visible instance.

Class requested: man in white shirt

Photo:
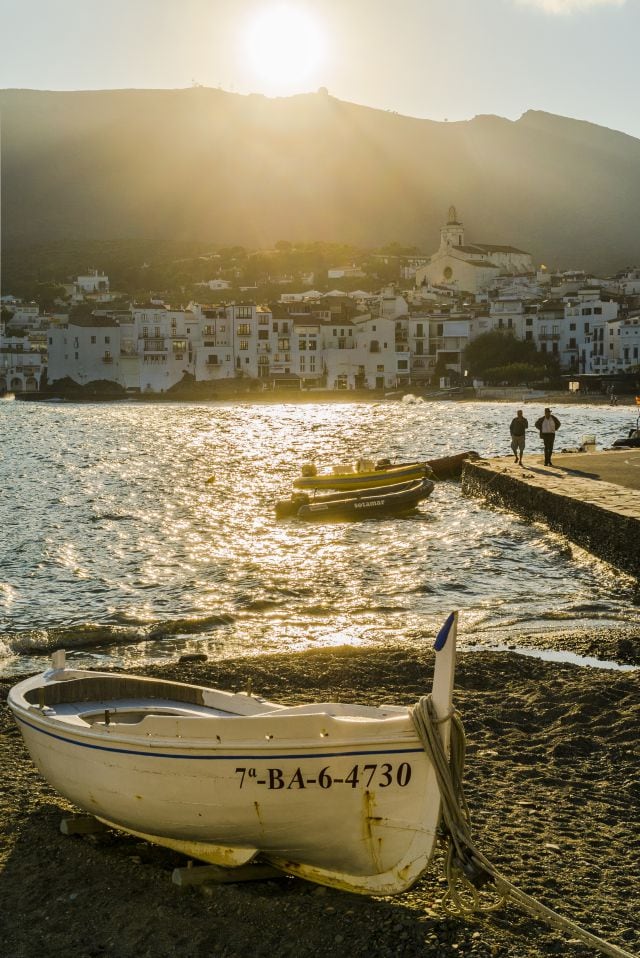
[535,407,561,466]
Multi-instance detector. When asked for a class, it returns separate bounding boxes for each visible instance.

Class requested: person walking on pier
[509,409,528,465]
[535,407,560,466]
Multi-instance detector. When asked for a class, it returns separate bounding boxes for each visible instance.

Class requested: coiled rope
[410,695,636,958]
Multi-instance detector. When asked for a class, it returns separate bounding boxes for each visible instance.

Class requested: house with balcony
[563,292,618,373]
[131,305,195,392]
[189,304,234,381]
[489,299,526,338]
[292,318,323,386]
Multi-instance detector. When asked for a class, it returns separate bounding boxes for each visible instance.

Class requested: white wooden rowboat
[8,614,458,896]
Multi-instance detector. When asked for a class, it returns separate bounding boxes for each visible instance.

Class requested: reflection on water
[1,399,638,674]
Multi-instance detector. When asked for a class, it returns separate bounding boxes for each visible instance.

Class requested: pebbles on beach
[1,645,638,958]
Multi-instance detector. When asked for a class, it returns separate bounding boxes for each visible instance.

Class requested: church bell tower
[439,206,465,251]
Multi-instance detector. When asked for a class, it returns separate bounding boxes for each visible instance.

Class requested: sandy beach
[1,638,638,958]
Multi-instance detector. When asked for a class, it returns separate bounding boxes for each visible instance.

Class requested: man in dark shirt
[509,409,528,465]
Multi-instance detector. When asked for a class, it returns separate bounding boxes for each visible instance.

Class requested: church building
[415,207,534,295]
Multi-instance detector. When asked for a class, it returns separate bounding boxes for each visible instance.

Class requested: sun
[244,3,327,94]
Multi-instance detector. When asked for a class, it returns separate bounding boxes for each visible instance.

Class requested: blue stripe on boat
[16,715,424,762]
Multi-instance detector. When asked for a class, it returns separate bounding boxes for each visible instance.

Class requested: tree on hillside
[463,331,560,384]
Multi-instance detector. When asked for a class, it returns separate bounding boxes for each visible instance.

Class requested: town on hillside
[2,209,640,399]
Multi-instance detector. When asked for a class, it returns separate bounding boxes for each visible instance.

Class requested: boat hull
[296,477,434,521]
[9,675,446,895]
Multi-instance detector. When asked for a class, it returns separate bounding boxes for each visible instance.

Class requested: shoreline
[1,641,638,958]
[9,388,640,406]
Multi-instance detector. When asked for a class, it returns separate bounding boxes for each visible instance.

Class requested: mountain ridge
[2,87,639,272]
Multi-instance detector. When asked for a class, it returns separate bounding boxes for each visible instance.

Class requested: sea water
[1,398,638,675]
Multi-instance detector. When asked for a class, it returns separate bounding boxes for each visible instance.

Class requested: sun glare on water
[244,3,327,94]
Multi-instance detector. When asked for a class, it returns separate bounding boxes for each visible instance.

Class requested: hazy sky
[1,0,638,139]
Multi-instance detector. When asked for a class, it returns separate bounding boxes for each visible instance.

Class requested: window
[569,338,577,348]
[397,359,408,370]
[258,330,268,340]
[594,307,602,315]
[581,308,592,316]
[91,335,96,344]
[584,323,590,334]
[105,336,111,344]
[309,356,316,372]
[525,317,533,327]
[309,339,317,351]
[273,322,278,333]
[298,338,307,350]
[377,364,384,372]
[142,327,149,338]
[237,324,252,336]
[258,314,269,326]
[239,339,249,351]
[74,337,79,348]
[279,339,290,350]
[207,354,219,365]
[236,307,252,319]
[569,323,576,331]
[299,357,306,372]
[74,351,79,360]
[416,323,423,337]
[154,327,160,337]
[525,331,533,341]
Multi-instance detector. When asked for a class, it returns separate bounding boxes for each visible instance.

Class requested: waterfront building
[0,333,47,392]
[48,317,122,386]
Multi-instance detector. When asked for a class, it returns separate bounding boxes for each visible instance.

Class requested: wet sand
[1,641,638,958]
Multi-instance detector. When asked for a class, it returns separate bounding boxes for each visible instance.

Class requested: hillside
[1,87,640,272]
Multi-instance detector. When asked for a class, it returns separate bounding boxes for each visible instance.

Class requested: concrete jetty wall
[461,454,640,578]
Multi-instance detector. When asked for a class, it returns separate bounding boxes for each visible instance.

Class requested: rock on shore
[1,646,638,958]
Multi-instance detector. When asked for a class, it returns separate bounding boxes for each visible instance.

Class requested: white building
[415,207,533,295]
[4,302,41,329]
[322,315,406,390]
[564,291,618,373]
[0,334,47,392]
[48,317,122,386]
[489,299,526,338]
[327,266,365,280]
[72,271,112,303]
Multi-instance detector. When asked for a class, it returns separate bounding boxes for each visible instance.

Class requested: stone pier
[461,449,640,578]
